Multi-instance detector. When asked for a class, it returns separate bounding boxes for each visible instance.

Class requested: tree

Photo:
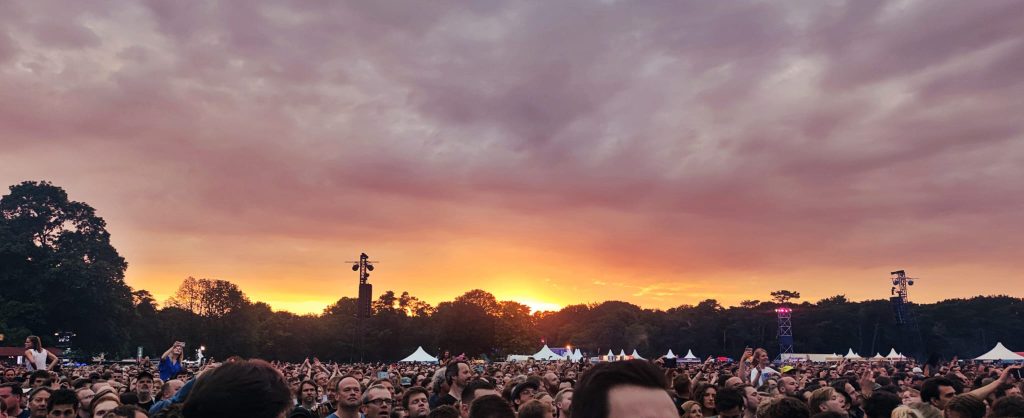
[167,277,249,318]
[771,290,801,305]
[740,300,761,309]
[0,181,133,353]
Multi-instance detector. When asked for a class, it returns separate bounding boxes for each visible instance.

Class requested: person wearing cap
[510,381,539,411]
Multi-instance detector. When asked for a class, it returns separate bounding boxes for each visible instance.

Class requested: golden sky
[2,1,1024,314]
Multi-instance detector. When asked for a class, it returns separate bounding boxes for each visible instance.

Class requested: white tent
[533,345,565,361]
[605,350,615,361]
[570,349,583,361]
[618,349,627,358]
[630,349,645,360]
[782,353,835,363]
[885,348,905,360]
[872,353,885,360]
[844,349,863,359]
[399,346,439,363]
[665,349,677,359]
[974,342,1024,361]
[681,349,700,363]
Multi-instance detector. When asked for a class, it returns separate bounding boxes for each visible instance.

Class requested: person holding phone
[159,341,185,381]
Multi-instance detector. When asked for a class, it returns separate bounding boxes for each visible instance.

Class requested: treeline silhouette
[3,181,1023,361]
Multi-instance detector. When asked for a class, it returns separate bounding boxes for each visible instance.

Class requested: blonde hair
[891,405,924,418]
[809,386,836,413]
[681,400,701,418]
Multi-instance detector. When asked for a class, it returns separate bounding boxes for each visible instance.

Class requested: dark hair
[462,379,495,405]
[673,374,692,401]
[990,395,1024,418]
[429,405,461,418]
[761,396,811,418]
[810,412,846,418]
[30,370,50,382]
[467,395,514,418]
[119,392,140,405]
[73,378,94,389]
[692,382,718,413]
[445,362,467,386]
[572,359,667,418]
[136,371,154,381]
[921,377,956,403]
[152,403,185,418]
[402,386,429,410]
[103,405,147,418]
[182,359,291,418]
[47,389,80,411]
[994,383,1016,398]
[0,383,23,396]
[28,386,53,401]
[863,390,901,418]
[517,400,549,418]
[944,394,986,418]
[510,381,540,407]
[296,380,319,400]
[714,387,744,413]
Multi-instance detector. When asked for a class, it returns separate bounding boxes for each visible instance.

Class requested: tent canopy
[681,349,701,362]
[665,349,677,359]
[975,342,1024,361]
[399,346,439,363]
[533,345,565,361]
[885,348,905,359]
[630,349,645,360]
[844,349,862,359]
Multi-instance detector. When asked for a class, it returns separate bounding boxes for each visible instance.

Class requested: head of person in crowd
[862,390,900,418]
[714,387,745,418]
[446,362,471,400]
[134,372,154,402]
[920,377,957,410]
[466,395,513,418]
[29,387,53,418]
[296,380,318,409]
[401,387,429,418]
[428,405,459,418]
[990,395,1024,418]
[542,373,559,396]
[460,379,498,418]
[31,371,52,389]
[808,387,845,416]
[571,360,675,418]
[758,396,811,418]
[0,383,25,416]
[900,387,921,405]
[673,375,692,402]
[159,380,184,401]
[680,400,702,418]
[779,376,799,397]
[942,394,985,418]
[509,381,539,411]
[691,382,717,416]
[517,400,552,418]
[739,384,759,416]
[100,405,147,418]
[46,388,79,418]
[90,391,120,418]
[362,384,393,418]
[553,388,572,418]
[181,359,291,418]
[337,375,364,414]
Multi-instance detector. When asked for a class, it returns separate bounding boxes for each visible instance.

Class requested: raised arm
[738,348,753,384]
[967,365,1020,400]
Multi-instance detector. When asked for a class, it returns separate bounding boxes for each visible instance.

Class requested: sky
[2,0,1023,315]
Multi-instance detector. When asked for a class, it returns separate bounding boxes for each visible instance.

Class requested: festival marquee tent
[618,349,627,358]
[872,353,885,360]
[682,349,701,363]
[399,346,439,363]
[631,349,645,360]
[844,349,863,359]
[533,345,566,361]
[570,349,583,361]
[665,349,677,359]
[885,349,906,360]
[974,342,1024,361]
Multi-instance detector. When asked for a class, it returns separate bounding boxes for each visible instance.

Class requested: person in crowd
[158,343,185,383]
[516,400,551,418]
[861,390,900,418]
[90,391,121,418]
[942,394,985,418]
[0,383,27,418]
[918,377,957,415]
[459,380,498,418]
[439,363,471,408]
[361,384,392,418]
[294,380,320,418]
[401,387,430,418]
[30,371,52,389]
[428,406,459,418]
[571,360,675,418]
[758,396,811,418]
[552,389,571,418]
[739,384,759,418]
[326,376,362,418]
[181,359,291,418]
[467,396,513,418]
[508,382,538,412]
[900,387,921,405]
[24,337,58,373]
[133,372,155,413]
[748,349,777,387]
[990,395,1024,417]
[691,382,717,417]
[541,373,558,398]
[809,387,847,417]
[679,400,702,418]
[99,405,147,418]
[714,386,745,418]
[46,389,79,418]
[28,387,53,418]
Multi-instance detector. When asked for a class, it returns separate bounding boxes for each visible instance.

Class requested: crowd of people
[2,336,1024,418]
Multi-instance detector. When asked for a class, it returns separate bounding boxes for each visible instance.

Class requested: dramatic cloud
[2,0,1023,313]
